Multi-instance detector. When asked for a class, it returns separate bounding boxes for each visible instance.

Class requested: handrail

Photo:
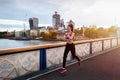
[0,37,118,55]
[74,37,116,44]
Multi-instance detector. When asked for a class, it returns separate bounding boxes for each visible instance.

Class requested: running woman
[60,24,81,73]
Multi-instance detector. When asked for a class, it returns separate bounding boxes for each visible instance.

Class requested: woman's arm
[67,32,75,40]
[64,33,67,38]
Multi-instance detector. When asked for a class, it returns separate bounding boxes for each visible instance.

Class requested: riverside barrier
[0,37,120,80]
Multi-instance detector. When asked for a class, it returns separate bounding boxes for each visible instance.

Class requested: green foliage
[40,32,50,39]
[108,26,117,36]
[74,29,82,36]
[40,31,57,39]
[96,27,109,38]
[84,28,97,39]
[40,26,117,39]
[84,26,117,39]
[49,31,57,39]
[40,32,45,37]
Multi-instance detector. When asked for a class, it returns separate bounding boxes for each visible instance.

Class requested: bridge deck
[30,47,120,80]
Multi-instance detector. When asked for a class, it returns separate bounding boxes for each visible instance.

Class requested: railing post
[118,37,120,46]
[90,42,92,54]
[102,40,104,51]
[110,39,112,48]
[117,37,119,46]
[40,49,47,70]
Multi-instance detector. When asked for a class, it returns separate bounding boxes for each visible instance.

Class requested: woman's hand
[67,33,75,40]
[65,33,68,36]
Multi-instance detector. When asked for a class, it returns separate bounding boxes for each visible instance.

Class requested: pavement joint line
[27,46,120,80]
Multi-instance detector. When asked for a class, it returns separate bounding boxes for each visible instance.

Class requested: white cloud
[0,19,51,31]
[0,19,27,25]
[1,0,120,28]
[0,19,27,31]
[0,19,51,26]
[57,0,120,27]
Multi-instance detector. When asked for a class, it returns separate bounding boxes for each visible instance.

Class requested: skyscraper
[29,17,39,30]
[68,20,75,27]
[60,19,65,27]
[66,20,75,29]
[52,11,60,29]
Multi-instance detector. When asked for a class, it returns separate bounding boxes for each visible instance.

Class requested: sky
[0,0,120,31]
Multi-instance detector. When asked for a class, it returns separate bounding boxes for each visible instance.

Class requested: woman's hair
[68,24,74,32]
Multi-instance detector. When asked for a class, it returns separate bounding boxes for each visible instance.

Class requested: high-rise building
[68,20,75,26]
[66,20,75,29]
[29,17,39,30]
[60,19,65,28]
[52,11,60,29]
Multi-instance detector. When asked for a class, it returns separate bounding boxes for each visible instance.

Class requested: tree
[49,31,57,39]
[40,32,46,39]
[40,32,52,39]
[108,26,117,36]
[96,27,109,38]
[74,29,82,36]
[84,28,97,39]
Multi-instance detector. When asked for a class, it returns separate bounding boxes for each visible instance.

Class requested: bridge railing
[0,37,120,80]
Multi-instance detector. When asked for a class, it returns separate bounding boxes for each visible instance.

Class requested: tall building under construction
[52,11,61,29]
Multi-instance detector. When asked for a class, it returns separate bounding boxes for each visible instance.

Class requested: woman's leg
[63,44,70,68]
[70,44,80,61]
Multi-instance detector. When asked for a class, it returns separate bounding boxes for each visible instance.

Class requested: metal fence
[0,37,120,80]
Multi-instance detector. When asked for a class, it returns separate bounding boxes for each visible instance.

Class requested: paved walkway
[30,47,120,80]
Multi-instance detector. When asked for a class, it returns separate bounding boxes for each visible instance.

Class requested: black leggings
[63,43,80,68]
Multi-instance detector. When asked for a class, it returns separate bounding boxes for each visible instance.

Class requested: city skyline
[0,0,120,31]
